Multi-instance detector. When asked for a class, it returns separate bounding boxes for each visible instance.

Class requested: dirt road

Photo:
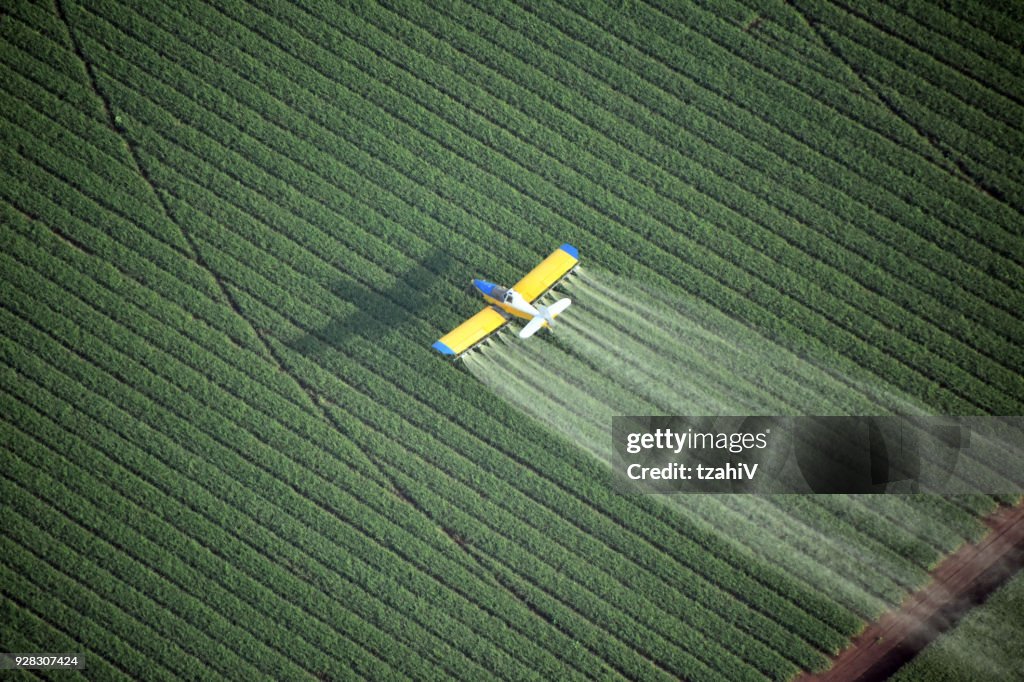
[796,501,1024,681]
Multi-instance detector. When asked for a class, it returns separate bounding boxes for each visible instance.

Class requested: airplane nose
[472,279,497,297]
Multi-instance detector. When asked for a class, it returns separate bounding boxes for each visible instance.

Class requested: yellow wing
[432,306,509,356]
[513,243,579,302]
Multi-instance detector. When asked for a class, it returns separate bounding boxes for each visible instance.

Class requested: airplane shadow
[286,247,465,362]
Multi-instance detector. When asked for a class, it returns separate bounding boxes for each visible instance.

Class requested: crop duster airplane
[432,243,579,357]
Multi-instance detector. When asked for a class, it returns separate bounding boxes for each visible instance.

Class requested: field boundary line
[52,0,454,561]
[636,0,1024,217]
[219,271,852,659]
[329,1,1024,399]
[532,0,1024,253]
[834,0,1024,110]
[0,210,659,675]
[785,0,1016,208]
[400,3,1024,363]
[371,0,1024,330]
[54,0,281,368]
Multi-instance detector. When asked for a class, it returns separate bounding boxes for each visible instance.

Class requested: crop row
[83,0,1019,417]
[2,212,598,667]
[0,402,409,682]
[16,1,991,630]
[158,205,829,675]
[628,0,1024,239]
[173,170,856,650]
[849,496,985,556]
[0,3,130,158]
[0,74,259,354]
[0,506,208,680]
[2,240,729,679]
[166,160,864,631]
[0,313,577,681]
[0,593,100,679]
[566,273,881,415]
[540,0,1024,296]
[0,322,461,681]
[2,364,585,675]
[385,0,1024,372]
[503,294,991,581]
[0,67,154,216]
[885,0,1024,79]
[86,0,974,387]
[0,552,170,681]
[170,182,886,653]
[681,496,902,614]
[541,0,1023,253]
[835,0,1024,107]
[8,23,517,323]
[802,0,1024,166]
[0,30,197,273]
[554,316,740,414]
[813,24,1024,212]
[234,0,1024,401]
[80,2,555,284]
[41,0,1024,358]
[81,1,1024,493]
[725,8,1019,218]
[0,217,381,494]
[58,17,864,647]
[4,3,1016,680]
[952,0,1024,51]
[758,0,1024,140]
[454,0,1024,283]
[140,124,962,647]
[455,312,983,618]
[0,111,827,675]
[0,141,312,425]
[0,245,602,679]
[144,0,1024,393]
[0,457,295,681]
[892,570,1024,680]
[0,165,753,675]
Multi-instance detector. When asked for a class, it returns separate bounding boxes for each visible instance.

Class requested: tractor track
[797,499,1024,681]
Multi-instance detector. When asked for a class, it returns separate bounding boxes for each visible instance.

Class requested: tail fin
[519,298,572,339]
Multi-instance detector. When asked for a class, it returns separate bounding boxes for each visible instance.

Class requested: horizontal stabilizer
[519,315,547,339]
[547,298,572,318]
[520,298,572,339]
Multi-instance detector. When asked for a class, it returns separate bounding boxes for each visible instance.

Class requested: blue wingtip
[432,341,456,356]
[559,243,579,259]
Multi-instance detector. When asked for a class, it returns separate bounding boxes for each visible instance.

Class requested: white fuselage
[502,289,539,319]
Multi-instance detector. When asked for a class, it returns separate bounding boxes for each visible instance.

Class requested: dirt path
[796,501,1024,681]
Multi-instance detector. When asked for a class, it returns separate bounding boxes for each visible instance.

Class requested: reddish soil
[796,501,1024,681]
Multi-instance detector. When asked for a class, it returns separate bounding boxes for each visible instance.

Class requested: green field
[1,0,1022,679]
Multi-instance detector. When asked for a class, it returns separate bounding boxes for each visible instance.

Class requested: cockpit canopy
[490,285,513,303]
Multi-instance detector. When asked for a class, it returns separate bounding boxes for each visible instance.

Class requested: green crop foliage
[2,0,1021,679]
